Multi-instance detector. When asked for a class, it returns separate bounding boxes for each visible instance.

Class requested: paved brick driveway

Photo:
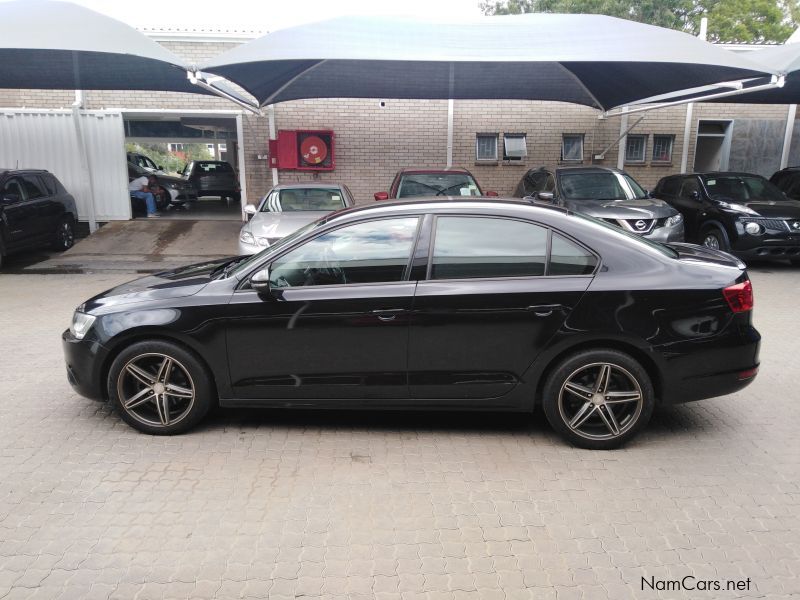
[0,267,797,600]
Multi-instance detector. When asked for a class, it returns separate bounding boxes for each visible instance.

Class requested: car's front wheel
[107,340,214,435]
[700,226,729,252]
[542,349,655,449]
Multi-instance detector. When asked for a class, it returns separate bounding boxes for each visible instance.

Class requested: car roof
[692,171,765,178]
[273,183,344,190]
[553,166,624,174]
[0,169,50,176]
[397,167,473,175]
[327,197,564,220]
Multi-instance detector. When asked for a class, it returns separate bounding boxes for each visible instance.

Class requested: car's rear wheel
[107,340,214,435]
[542,349,655,450]
[700,226,729,252]
[52,216,75,252]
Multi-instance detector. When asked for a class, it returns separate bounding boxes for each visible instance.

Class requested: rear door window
[549,233,598,276]
[431,216,548,279]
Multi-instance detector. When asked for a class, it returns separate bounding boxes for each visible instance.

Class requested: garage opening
[124,113,244,221]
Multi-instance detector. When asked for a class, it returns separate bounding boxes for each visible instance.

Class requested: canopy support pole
[71,93,97,233]
[446,64,455,167]
[781,104,797,169]
[593,111,643,160]
[680,103,694,173]
[602,75,785,119]
[616,107,629,169]
[268,104,279,187]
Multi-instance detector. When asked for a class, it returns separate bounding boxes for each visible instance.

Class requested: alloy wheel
[702,234,720,249]
[59,221,74,249]
[558,362,644,441]
[116,353,195,428]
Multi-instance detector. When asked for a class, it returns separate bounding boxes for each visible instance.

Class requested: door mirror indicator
[251,267,271,294]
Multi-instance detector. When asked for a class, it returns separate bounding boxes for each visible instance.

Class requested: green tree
[480,0,799,43]
[126,142,212,175]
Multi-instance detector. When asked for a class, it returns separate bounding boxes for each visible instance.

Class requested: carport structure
[0,1,787,231]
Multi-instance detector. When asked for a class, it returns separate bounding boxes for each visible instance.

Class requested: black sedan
[653,172,800,265]
[63,199,760,449]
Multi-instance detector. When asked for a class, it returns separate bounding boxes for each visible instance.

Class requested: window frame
[561,134,584,163]
[651,134,675,164]
[475,133,499,162]
[624,134,648,164]
[240,215,424,291]
[425,214,599,282]
[502,133,528,161]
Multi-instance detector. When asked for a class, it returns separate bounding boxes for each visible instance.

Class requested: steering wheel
[302,246,346,285]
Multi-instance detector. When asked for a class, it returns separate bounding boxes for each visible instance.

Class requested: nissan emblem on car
[635,220,647,230]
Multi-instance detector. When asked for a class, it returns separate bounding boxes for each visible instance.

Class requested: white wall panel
[0,110,130,221]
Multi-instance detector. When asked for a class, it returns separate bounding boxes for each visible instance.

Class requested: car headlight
[240,230,255,245]
[665,213,683,227]
[257,237,270,247]
[718,201,759,215]
[165,182,178,189]
[744,221,764,235]
[70,310,96,340]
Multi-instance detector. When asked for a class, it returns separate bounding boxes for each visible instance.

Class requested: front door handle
[370,308,405,322]
[526,304,562,317]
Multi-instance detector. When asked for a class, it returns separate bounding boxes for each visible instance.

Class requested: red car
[374,167,498,200]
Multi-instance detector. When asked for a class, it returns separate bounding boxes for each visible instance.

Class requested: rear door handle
[526,304,562,317]
[370,308,405,321]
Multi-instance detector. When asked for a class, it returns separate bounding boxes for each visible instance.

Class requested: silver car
[239,184,355,255]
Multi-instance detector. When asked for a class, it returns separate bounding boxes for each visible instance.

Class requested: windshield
[704,175,788,203]
[263,188,347,212]
[574,212,679,259]
[560,172,648,201]
[397,173,481,197]
[196,162,233,174]
[228,218,326,278]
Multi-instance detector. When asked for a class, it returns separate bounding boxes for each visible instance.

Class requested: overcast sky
[15,0,487,32]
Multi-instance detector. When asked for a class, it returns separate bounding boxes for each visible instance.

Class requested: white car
[239,184,355,255]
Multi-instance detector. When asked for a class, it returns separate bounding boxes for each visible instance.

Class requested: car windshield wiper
[213,257,248,280]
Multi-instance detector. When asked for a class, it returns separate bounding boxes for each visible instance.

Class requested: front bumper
[731,234,800,260]
[643,221,685,243]
[62,329,109,401]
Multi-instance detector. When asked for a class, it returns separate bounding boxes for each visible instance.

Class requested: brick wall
[1,36,796,211]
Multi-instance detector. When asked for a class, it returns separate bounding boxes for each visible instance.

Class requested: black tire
[52,216,75,252]
[107,340,214,435]
[542,349,655,450]
[699,226,729,252]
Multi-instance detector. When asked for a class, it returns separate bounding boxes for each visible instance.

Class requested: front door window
[269,217,420,287]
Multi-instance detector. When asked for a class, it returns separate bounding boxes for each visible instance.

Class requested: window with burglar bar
[625,135,647,163]
[476,134,498,161]
[652,135,674,162]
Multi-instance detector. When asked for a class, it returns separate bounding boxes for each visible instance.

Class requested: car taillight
[722,280,753,313]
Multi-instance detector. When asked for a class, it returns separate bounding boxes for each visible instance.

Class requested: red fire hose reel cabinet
[268,129,335,171]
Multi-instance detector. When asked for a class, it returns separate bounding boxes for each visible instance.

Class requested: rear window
[263,188,347,212]
[398,173,481,198]
[196,162,233,174]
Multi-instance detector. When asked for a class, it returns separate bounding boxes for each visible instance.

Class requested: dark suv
[653,171,800,264]
[182,161,240,201]
[515,166,684,242]
[0,169,77,268]
[769,166,800,201]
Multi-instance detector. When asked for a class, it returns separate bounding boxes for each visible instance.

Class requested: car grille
[748,218,789,231]
[609,218,656,235]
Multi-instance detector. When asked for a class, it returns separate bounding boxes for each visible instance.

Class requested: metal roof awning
[201,14,776,112]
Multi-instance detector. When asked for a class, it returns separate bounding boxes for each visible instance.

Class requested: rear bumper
[658,325,761,404]
[62,329,108,401]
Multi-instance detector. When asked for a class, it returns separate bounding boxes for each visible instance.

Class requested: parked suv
[374,167,497,200]
[182,160,240,201]
[127,152,197,209]
[516,166,684,242]
[769,166,800,201]
[0,169,77,268]
[653,171,800,264]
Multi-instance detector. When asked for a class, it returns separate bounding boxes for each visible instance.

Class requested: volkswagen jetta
[63,199,759,449]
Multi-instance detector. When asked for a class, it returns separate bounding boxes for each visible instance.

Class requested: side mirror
[691,191,701,201]
[244,204,257,220]
[535,191,555,203]
[486,191,499,197]
[158,165,164,171]
[374,191,389,201]
[1,193,20,204]
[250,266,271,294]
